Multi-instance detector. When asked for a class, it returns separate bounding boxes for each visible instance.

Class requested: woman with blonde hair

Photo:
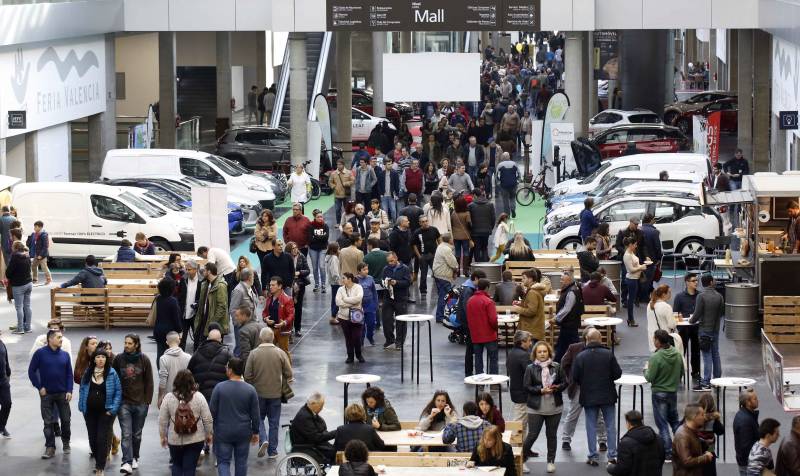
[253,209,276,264]
[506,232,535,261]
[522,341,566,473]
[646,284,677,353]
[233,255,261,292]
[470,425,517,475]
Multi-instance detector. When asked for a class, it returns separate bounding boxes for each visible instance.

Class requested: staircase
[276,32,326,129]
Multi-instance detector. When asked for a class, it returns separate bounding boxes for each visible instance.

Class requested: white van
[13,182,194,259]
[100,149,277,210]
[550,153,712,196]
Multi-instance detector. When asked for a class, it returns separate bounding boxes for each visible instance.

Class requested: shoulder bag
[145,297,158,326]
[346,287,365,324]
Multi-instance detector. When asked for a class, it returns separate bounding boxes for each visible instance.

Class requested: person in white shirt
[30,319,73,361]
[197,245,236,300]
[182,260,201,350]
[286,164,312,205]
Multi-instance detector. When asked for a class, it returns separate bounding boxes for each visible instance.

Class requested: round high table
[464,374,510,413]
[335,374,381,423]
[498,314,519,370]
[676,320,698,390]
[584,317,623,356]
[711,377,756,461]
[615,374,648,443]
[396,314,434,384]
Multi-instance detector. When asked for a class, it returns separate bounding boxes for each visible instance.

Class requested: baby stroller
[443,286,468,345]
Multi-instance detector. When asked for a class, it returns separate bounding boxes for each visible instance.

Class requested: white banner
[313,93,333,166]
[529,119,544,176]
[306,120,322,180]
[693,115,708,156]
[0,36,107,138]
[772,37,800,119]
[549,122,576,175]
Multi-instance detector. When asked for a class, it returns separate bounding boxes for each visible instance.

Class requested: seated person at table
[477,392,505,433]
[470,425,517,476]
[60,255,108,289]
[597,267,617,295]
[362,387,401,431]
[443,401,492,453]
[289,392,337,464]
[494,271,520,306]
[418,390,459,431]
[339,439,377,476]
[581,272,617,306]
[115,239,137,263]
[334,403,387,452]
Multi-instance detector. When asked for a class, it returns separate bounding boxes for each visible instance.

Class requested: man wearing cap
[367,219,389,250]
[784,201,800,254]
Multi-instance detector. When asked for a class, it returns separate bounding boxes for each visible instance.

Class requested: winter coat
[465,290,498,344]
[290,404,337,448]
[451,211,472,241]
[5,251,31,287]
[375,167,401,198]
[432,243,459,283]
[254,222,277,253]
[672,424,708,476]
[775,429,800,476]
[309,222,331,251]
[78,367,123,415]
[507,345,532,404]
[329,169,354,199]
[517,285,545,342]
[365,399,401,431]
[388,226,413,263]
[334,422,387,452]
[355,167,378,194]
[158,391,213,446]
[187,340,231,402]
[262,251,294,291]
[194,276,228,337]
[158,346,191,397]
[381,263,411,301]
[468,198,496,237]
[338,462,376,476]
[116,246,136,262]
[60,266,107,289]
[336,284,364,321]
[237,320,265,364]
[523,361,566,410]
[263,291,295,335]
[134,240,156,255]
[26,230,49,258]
[607,424,665,476]
[154,295,182,339]
[733,408,760,467]
[229,282,258,319]
[571,342,622,407]
[244,343,292,399]
[283,215,312,249]
[325,254,341,286]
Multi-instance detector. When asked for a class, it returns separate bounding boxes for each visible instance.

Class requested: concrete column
[665,30,677,108]
[708,30,717,90]
[480,31,490,57]
[88,33,117,181]
[158,32,177,149]
[216,32,232,138]
[400,32,412,53]
[289,33,308,166]
[587,33,598,117]
[372,32,386,118]
[256,32,267,89]
[335,31,353,160]
[728,30,738,91]
[737,30,753,162]
[620,30,668,114]
[564,32,586,138]
[469,31,480,53]
[685,29,697,69]
[24,132,37,182]
[752,29,771,172]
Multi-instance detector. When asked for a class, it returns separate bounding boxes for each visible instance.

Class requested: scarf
[124,351,142,364]
[534,359,553,387]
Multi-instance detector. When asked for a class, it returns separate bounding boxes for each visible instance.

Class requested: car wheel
[150,239,172,253]
[677,118,691,134]
[678,238,705,256]
[557,238,582,251]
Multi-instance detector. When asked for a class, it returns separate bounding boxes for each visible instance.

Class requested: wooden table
[106,279,159,288]
[328,466,504,475]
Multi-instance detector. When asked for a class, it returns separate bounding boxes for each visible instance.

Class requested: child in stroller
[443,286,467,344]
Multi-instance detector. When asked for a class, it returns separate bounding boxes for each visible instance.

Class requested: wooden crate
[50,288,108,329]
[106,286,157,327]
[100,262,165,280]
[764,296,800,343]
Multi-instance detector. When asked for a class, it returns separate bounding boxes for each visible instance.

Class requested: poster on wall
[593,31,619,80]
[0,36,106,139]
[706,111,721,166]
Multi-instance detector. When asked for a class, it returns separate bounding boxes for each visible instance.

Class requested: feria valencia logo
[9,46,99,105]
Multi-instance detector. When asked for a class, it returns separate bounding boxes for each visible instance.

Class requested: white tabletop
[784,370,800,386]
[464,374,510,386]
[375,430,513,448]
[498,315,520,324]
[335,374,382,385]
[615,374,648,386]
[329,467,504,476]
[396,314,435,323]
[544,294,559,303]
[584,317,623,327]
[710,377,756,388]
[106,279,159,287]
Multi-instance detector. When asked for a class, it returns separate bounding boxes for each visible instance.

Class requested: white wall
[5,135,25,181]
[231,66,244,112]
[35,123,70,181]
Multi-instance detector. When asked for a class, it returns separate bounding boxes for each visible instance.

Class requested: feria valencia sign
[0,35,106,139]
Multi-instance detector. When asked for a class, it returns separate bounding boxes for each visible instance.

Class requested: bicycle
[271,159,322,201]
[515,164,553,206]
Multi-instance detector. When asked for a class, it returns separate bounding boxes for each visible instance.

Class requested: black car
[216,126,290,169]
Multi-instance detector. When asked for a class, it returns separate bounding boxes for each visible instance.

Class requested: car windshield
[579,161,611,185]
[180,177,207,188]
[144,190,187,211]
[120,191,167,218]
[156,181,191,200]
[219,156,252,174]
[588,177,624,196]
[206,155,243,177]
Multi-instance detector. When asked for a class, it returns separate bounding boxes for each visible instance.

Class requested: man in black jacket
[572,328,622,466]
[261,240,294,295]
[468,190,496,262]
[187,327,231,405]
[289,392,336,464]
[733,388,760,474]
[381,253,412,351]
[560,327,607,452]
[506,330,534,450]
[577,237,600,282]
[607,410,664,475]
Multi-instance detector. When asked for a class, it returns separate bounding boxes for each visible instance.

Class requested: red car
[589,124,690,159]
[670,97,738,135]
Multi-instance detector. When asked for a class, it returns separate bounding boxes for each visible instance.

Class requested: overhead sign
[0,35,106,139]
[7,111,25,129]
[593,31,619,80]
[779,111,798,130]
[327,0,539,31]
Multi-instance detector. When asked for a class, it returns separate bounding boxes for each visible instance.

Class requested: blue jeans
[308,248,325,288]
[215,438,250,476]
[499,187,516,216]
[257,397,281,457]
[12,282,32,332]
[652,392,680,458]
[473,341,498,374]
[381,196,397,222]
[624,278,639,323]
[334,198,346,224]
[584,405,617,460]
[434,278,452,323]
[361,310,377,345]
[700,331,722,386]
[119,403,148,464]
[454,240,470,264]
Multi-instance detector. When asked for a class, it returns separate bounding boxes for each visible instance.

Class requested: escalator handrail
[309,32,333,121]
[269,38,292,129]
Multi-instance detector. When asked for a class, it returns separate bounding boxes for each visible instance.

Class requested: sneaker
[42,447,55,459]
[547,463,555,473]
[321,287,327,294]
[258,442,269,458]
[11,330,24,335]
[120,462,132,474]
[268,454,278,460]
[313,286,319,293]
[407,298,416,304]
[586,459,598,467]
[383,343,394,351]
[693,383,711,392]
[599,442,607,452]
[394,345,403,351]
[0,429,10,438]
[63,443,71,454]
[294,331,302,337]
[25,329,32,333]
[345,358,354,363]
[665,458,672,464]
[522,465,530,474]
[607,459,617,465]
[561,441,571,451]
[131,459,139,469]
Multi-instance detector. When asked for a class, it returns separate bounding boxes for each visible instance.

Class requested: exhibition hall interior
[1,0,800,475]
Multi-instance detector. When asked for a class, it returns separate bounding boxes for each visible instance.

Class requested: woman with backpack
[157,369,213,476]
[78,348,122,476]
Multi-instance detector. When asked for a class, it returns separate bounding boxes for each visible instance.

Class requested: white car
[587,109,662,137]
[543,192,722,255]
[349,107,396,143]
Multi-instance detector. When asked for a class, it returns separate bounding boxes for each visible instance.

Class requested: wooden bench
[51,287,108,328]
[106,286,157,327]
[504,261,538,282]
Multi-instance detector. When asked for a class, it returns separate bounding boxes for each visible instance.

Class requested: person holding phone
[418,391,458,431]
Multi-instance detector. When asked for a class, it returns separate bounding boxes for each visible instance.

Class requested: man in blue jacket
[381,252,411,351]
[28,329,73,459]
[733,388,760,474]
[210,357,260,473]
[375,159,401,224]
[578,198,599,243]
[60,255,107,289]
[26,220,51,284]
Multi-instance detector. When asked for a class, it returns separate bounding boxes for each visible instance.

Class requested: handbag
[280,378,294,403]
[145,297,157,326]
[349,308,365,324]
[248,237,258,253]
[653,261,663,282]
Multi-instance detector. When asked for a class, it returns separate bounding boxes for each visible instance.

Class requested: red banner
[706,111,721,166]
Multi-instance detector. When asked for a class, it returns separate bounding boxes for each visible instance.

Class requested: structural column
[620,30,668,114]
[469,31,480,53]
[88,33,117,180]
[216,32,232,139]
[158,32,178,149]
[685,29,697,70]
[728,30,738,91]
[256,32,267,89]
[708,30,717,90]
[664,30,677,108]
[752,29,771,172]
[564,32,586,138]
[372,32,386,118]
[480,31,490,57]
[587,33,598,117]
[335,31,353,160]
[289,32,308,166]
[737,29,753,162]
[400,31,412,53]
[24,132,37,182]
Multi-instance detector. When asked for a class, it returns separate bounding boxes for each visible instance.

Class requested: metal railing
[176,116,201,150]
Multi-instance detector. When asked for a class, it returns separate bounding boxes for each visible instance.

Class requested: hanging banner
[540,92,570,166]
[706,111,721,166]
[593,31,619,80]
[313,93,334,166]
[307,121,322,180]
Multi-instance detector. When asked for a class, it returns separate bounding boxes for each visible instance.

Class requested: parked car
[543,192,723,254]
[587,109,662,137]
[329,107,396,143]
[587,123,690,160]
[327,89,414,125]
[663,90,737,127]
[13,182,194,258]
[669,97,738,135]
[214,153,287,203]
[216,126,290,170]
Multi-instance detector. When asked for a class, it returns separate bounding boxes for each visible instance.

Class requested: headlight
[247,183,267,192]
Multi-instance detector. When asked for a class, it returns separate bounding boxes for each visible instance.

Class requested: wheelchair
[275,424,330,476]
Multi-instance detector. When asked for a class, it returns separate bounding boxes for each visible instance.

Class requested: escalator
[272,32,330,129]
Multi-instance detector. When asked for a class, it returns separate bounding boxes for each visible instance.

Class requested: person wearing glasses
[673,273,700,385]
